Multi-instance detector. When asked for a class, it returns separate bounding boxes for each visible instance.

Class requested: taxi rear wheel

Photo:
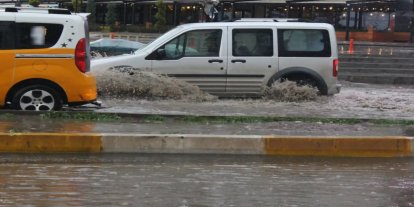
[11,85,63,111]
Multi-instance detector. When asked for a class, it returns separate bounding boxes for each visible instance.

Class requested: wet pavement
[0,113,413,137]
[0,154,413,207]
[1,81,413,137]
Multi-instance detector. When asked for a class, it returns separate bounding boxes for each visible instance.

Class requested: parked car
[92,20,341,96]
[0,7,97,111]
[90,38,146,57]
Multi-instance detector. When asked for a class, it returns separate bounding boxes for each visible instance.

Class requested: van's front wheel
[11,85,63,111]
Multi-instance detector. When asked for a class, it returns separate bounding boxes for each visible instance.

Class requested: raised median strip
[0,132,413,157]
[0,133,102,153]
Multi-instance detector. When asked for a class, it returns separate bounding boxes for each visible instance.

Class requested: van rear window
[16,23,63,49]
[277,29,331,57]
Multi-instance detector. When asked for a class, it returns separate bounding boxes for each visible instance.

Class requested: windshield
[135,26,183,53]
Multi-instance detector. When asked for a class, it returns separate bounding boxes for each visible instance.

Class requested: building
[2,0,413,42]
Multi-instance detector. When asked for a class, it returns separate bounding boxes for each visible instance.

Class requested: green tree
[28,0,40,7]
[71,0,82,12]
[154,0,167,32]
[105,4,118,31]
[86,0,97,29]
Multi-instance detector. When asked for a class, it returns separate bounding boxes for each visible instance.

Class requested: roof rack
[2,7,71,15]
[234,18,312,22]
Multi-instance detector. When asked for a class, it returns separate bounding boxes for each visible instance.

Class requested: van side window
[16,23,63,49]
[158,29,222,60]
[232,29,273,57]
[0,21,15,50]
[278,29,331,57]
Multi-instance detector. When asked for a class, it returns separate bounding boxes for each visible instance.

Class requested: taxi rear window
[16,23,63,49]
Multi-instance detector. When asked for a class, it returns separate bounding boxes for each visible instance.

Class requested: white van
[92,21,341,96]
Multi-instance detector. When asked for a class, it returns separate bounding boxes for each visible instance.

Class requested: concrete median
[0,132,413,157]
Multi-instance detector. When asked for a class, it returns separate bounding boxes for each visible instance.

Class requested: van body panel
[227,26,278,94]
[153,57,227,93]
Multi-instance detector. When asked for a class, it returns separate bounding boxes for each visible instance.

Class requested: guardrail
[89,32,160,43]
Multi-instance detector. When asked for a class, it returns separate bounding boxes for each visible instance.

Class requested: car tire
[11,85,63,111]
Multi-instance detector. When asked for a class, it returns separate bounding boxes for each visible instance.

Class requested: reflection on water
[0,154,413,207]
[0,115,95,133]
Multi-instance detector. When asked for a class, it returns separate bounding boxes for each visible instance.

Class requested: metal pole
[173,2,177,25]
[410,17,413,42]
[132,3,135,25]
[354,9,358,29]
[287,2,290,18]
[124,2,127,25]
[75,0,78,13]
[231,3,235,20]
[345,3,351,41]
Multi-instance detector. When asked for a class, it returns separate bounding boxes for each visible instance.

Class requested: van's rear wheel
[11,85,63,111]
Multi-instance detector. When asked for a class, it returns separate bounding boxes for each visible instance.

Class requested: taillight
[333,59,339,77]
[75,38,86,73]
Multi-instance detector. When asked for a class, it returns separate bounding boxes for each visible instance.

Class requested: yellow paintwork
[264,136,412,157]
[0,132,102,153]
[0,48,97,107]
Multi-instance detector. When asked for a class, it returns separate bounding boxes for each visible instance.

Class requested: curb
[0,133,413,157]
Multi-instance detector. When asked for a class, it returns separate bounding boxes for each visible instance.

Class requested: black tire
[11,85,63,111]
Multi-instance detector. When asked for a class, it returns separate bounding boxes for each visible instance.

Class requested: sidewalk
[0,112,413,157]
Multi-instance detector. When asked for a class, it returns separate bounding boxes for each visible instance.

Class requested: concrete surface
[0,132,413,157]
[1,109,413,157]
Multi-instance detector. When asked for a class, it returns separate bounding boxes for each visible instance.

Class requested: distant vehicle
[92,20,341,96]
[0,7,97,110]
[90,38,146,56]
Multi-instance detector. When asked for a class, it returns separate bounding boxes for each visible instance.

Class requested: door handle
[231,59,246,63]
[208,59,223,63]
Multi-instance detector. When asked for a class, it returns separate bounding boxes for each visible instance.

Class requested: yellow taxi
[0,7,97,111]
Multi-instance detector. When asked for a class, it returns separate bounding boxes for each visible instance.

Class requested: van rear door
[0,14,16,106]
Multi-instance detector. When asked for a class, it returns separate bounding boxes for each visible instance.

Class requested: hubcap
[19,89,55,111]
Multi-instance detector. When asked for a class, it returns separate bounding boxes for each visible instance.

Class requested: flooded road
[97,81,414,120]
[1,154,414,207]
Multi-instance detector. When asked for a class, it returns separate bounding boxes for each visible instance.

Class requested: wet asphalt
[0,154,414,207]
